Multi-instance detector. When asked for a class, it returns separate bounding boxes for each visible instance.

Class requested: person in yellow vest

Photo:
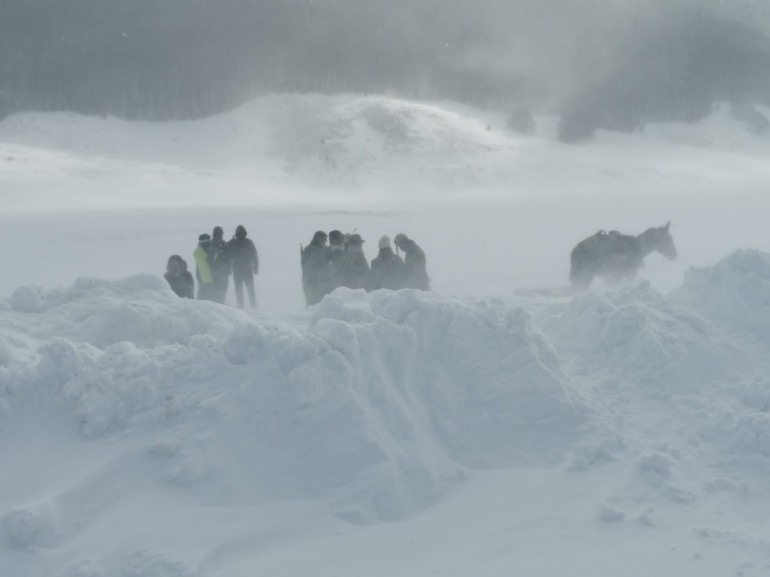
[209,226,231,304]
[194,233,215,301]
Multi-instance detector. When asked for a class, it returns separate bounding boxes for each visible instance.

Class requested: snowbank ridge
[1,277,585,537]
[3,250,770,576]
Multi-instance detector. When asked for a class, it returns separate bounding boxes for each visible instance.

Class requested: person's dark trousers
[233,270,256,308]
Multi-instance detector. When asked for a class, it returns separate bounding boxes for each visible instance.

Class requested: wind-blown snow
[2,94,770,576]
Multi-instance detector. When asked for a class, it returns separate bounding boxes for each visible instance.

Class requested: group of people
[164,226,430,308]
[164,225,259,308]
[301,230,430,306]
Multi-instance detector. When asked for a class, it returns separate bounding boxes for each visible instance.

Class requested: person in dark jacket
[194,233,215,300]
[209,226,231,304]
[227,225,259,308]
[338,233,369,289]
[301,230,331,306]
[164,254,194,298]
[327,229,346,293]
[394,233,430,290]
[368,235,405,291]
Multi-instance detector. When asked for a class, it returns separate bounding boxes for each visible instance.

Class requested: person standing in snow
[227,225,259,309]
[327,229,346,293]
[301,230,331,306]
[368,235,405,291]
[194,233,215,301]
[164,254,195,299]
[394,233,430,290]
[338,233,369,289]
[209,225,231,304]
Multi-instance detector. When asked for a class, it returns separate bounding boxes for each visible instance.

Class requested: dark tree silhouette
[1,0,769,143]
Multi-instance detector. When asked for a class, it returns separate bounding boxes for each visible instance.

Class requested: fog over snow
[2,95,770,576]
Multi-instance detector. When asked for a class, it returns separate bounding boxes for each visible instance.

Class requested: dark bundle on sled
[569,222,677,289]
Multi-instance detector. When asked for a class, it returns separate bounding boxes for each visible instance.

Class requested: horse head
[648,221,677,260]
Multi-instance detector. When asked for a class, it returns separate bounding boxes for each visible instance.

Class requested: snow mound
[261,96,512,186]
[536,282,732,393]
[671,249,770,338]
[1,277,586,529]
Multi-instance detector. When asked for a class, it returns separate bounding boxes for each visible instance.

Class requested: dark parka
[338,235,369,289]
[327,230,346,293]
[164,255,195,299]
[194,234,215,300]
[227,225,259,308]
[301,231,331,306]
[209,226,231,304]
[368,246,405,291]
[394,234,430,290]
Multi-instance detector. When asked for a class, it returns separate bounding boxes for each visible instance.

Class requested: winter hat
[378,235,391,250]
[167,255,182,273]
[235,225,247,239]
[394,233,408,247]
[348,234,364,246]
[198,233,211,242]
[312,230,328,243]
[212,226,224,240]
[329,230,344,245]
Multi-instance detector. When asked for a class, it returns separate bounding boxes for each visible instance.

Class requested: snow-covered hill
[2,94,770,576]
[2,94,769,211]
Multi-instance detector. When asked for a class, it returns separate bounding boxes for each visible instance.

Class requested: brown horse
[570,222,677,289]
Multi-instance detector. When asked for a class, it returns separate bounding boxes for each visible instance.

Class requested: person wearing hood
[227,225,259,308]
[209,226,231,304]
[393,233,430,290]
[194,233,215,300]
[301,230,331,306]
[368,235,405,291]
[164,254,194,299]
[338,233,369,289]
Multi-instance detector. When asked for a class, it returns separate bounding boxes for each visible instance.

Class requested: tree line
[2,0,770,141]
[0,0,537,122]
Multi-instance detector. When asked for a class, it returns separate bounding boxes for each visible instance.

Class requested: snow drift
[3,250,770,572]
[1,277,585,542]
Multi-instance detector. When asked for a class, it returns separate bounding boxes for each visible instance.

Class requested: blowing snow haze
[2,0,770,141]
[5,0,770,572]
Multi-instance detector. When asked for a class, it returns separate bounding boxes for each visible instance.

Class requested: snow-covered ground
[2,94,770,576]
